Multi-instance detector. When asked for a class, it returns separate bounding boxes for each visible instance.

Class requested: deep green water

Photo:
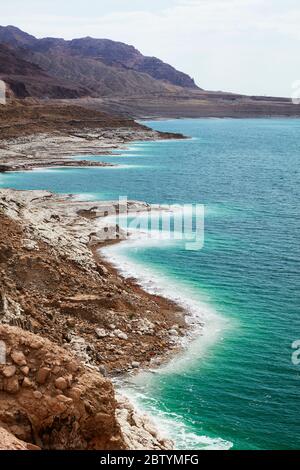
[1,118,300,449]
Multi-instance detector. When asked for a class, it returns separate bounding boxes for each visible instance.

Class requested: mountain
[46,36,198,89]
[0,25,37,48]
[0,25,299,119]
[0,25,199,99]
[0,43,88,98]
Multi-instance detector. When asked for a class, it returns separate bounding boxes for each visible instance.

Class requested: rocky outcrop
[0,324,124,449]
[0,426,40,450]
[0,324,174,450]
[116,395,173,450]
[0,189,183,449]
[0,189,186,374]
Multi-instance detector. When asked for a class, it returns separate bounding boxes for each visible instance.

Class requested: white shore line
[99,225,232,450]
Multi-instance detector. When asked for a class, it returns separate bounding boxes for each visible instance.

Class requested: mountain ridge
[0,25,300,119]
[0,25,200,98]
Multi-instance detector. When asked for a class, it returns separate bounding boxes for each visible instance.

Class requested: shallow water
[1,118,300,449]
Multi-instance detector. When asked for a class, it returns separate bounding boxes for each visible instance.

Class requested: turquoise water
[1,118,300,449]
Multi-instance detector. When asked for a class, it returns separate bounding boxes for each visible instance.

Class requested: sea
[1,118,300,450]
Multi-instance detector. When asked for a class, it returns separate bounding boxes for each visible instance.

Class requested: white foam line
[100,227,233,449]
[118,385,232,450]
[100,231,229,373]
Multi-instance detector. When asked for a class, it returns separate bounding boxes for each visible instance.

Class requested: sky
[1,0,300,97]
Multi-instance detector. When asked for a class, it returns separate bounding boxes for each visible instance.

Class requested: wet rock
[131,361,140,369]
[116,395,174,450]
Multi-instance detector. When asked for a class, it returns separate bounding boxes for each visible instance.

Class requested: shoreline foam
[100,230,232,449]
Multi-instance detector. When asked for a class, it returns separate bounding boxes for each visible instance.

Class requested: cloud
[259,8,300,39]
[2,0,300,96]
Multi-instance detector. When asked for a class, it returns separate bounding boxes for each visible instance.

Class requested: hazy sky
[2,0,300,96]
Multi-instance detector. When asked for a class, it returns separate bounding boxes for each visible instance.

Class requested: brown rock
[29,340,43,350]
[11,350,27,366]
[66,374,73,387]
[4,376,19,393]
[0,325,125,450]
[21,366,30,376]
[2,365,16,378]
[67,387,82,401]
[54,377,68,391]
[36,367,51,384]
[0,427,32,450]
[66,361,79,373]
[57,394,73,405]
[22,377,33,388]
[52,366,60,374]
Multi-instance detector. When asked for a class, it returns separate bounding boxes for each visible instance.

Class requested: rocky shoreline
[0,107,194,450]
[0,118,192,451]
[0,187,187,450]
[0,189,188,371]
[0,102,186,173]
[0,127,185,173]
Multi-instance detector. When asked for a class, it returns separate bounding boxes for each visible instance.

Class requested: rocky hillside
[0,25,199,99]
[0,324,124,450]
[0,43,89,99]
